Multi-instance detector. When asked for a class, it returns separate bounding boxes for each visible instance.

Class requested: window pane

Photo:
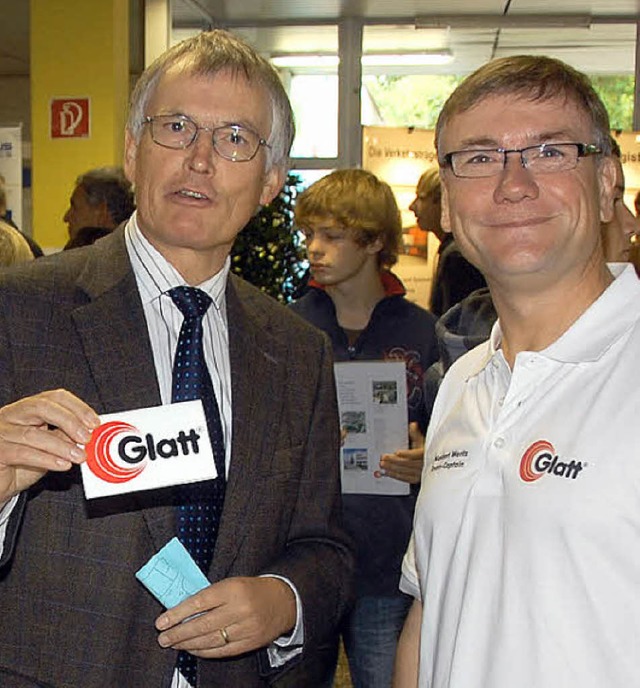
[363,74,461,128]
[590,75,634,131]
[231,25,339,159]
[289,75,338,158]
[361,23,637,130]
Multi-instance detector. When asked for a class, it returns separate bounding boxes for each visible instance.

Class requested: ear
[598,156,618,224]
[97,201,113,227]
[259,166,286,206]
[123,129,138,185]
[365,235,384,256]
[440,174,453,234]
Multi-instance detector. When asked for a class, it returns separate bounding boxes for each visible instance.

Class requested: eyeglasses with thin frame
[441,142,601,179]
[142,114,271,162]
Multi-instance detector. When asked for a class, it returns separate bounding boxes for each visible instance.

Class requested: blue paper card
[136,537,210,609]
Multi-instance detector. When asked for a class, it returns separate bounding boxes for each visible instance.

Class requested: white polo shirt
[401,264,640,688]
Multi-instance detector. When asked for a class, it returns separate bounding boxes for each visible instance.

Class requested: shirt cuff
[260,574,303,667]
[0,495,20,561]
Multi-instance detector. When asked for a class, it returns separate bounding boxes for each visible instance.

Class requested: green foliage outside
[364,73,635,132]
[590,75,635,131]
[364,74,463,129]
[231,173,307,303]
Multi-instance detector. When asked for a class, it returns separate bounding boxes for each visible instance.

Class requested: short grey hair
[76,166,135,225]
[127,29,295,172]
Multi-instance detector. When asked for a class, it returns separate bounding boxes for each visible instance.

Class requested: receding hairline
[163,54,271,88]
[146,61,271,112]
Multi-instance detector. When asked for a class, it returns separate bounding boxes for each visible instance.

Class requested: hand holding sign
[0,389,99,505]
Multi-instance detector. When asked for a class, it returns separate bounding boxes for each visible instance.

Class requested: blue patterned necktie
[169,286,226,686]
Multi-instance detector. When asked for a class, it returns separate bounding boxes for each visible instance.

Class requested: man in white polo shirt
[394,55,640,688]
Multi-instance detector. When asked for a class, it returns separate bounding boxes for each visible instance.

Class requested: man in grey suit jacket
[0,30,352,688]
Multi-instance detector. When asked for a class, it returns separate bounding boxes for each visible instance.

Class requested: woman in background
[0,220,34,266]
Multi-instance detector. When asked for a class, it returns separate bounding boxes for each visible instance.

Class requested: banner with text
[0,125,23,228]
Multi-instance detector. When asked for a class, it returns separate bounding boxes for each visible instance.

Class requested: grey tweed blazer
[0,228,353,688]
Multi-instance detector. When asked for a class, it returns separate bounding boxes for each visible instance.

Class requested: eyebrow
[220,119,263,135]
[454,130,582,150]
[154,111,262,133]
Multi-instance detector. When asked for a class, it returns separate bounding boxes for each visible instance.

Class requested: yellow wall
[30,0,129,250]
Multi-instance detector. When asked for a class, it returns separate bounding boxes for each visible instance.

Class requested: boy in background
[291,169,438,688]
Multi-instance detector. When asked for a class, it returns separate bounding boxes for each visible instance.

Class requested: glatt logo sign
[86,421,203,484]
[81,401,216,499]
[519,439,585,483]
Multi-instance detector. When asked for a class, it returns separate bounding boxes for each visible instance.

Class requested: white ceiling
[172,0,639,24]
[2,0,640,78]
[173,0,640,76]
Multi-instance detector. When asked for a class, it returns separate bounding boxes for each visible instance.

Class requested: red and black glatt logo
[519,440,585,483]
[86,421,146,483]
[85,421,203,484]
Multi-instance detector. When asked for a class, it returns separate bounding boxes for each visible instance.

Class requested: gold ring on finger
[219,626,230,644]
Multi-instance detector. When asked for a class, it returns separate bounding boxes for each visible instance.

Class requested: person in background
[0,221,34,266]
[292,168,438,688]
[0,29,352,688]
[395,55,640,688]
[63,225,113,250]
[421,287,497,420]
[409,167,485,316]
[601,137,637,262]
[63,166,135,248]
[0,173,43,258]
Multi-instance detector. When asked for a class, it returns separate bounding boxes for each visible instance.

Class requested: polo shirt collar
[467,263,640,376]
[543,263,640,363]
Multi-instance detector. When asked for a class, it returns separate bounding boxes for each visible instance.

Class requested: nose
[493,153,539,204]
[185,128,216,174]
[63,206,71,224]
[409,197,418,214]
[305,235,324,258]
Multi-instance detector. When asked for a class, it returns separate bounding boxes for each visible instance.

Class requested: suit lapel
[72,230,160,413]
[71,241,289,566]
[210,278,287,580]
[71,229,174,551]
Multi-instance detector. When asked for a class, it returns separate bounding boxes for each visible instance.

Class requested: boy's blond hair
[0,221,33,266]
[295,168,402,268]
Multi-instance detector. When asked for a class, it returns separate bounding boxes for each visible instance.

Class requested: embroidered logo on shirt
[430,449,469,472]
[519,440,585,482]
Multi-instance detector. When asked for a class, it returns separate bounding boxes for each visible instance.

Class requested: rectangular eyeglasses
[441,142,601,178]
